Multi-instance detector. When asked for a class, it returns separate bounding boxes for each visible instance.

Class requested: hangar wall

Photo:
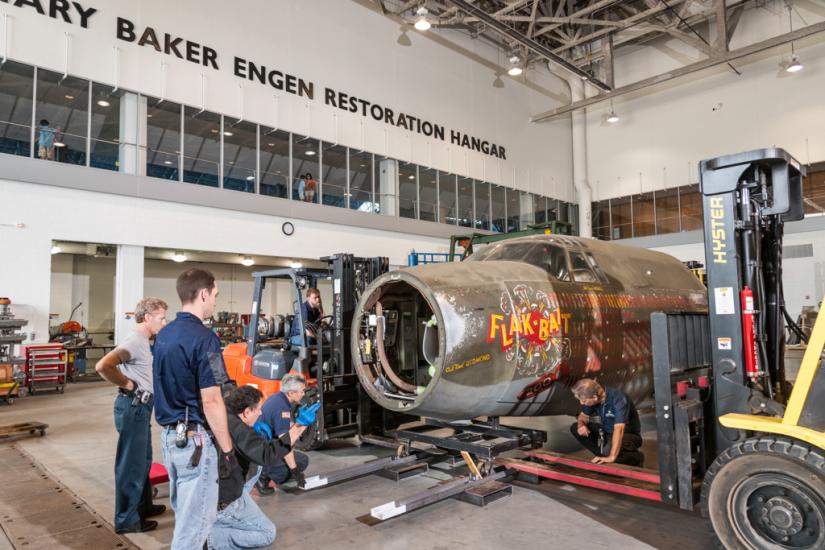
[583,1,825,200]
[1,0,576,342]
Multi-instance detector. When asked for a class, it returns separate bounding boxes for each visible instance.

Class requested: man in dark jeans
[96,297,168,533]
[569,378,644,466]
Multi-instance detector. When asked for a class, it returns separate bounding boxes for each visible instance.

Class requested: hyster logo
[710,196,727,264]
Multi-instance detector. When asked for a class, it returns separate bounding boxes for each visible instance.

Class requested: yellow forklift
[656,148,824,549]
[501,149,824,549]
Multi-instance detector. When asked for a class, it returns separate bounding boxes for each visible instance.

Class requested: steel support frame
[532,21,825,122]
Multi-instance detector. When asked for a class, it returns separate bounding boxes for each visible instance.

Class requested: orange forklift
[223,254,404,449]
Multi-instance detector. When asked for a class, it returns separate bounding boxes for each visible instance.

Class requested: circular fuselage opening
[354,278,440,410]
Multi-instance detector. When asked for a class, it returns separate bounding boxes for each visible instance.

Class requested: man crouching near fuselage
[207,385,319,549]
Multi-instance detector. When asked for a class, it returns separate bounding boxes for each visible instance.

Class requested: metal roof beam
[447,0,613,90]
[531,20,825,123]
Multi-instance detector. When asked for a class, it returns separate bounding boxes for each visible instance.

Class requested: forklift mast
[699,148,805,453]
[323,254,389,377]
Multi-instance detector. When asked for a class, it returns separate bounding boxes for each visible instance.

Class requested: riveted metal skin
[352,235,708,420]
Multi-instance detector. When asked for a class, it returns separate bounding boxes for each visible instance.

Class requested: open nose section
[354,278,441,410]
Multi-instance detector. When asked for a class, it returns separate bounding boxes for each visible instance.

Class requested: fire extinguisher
[741,286,760,382]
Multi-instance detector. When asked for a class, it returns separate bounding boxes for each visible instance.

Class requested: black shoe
[142,504,166,518]
[256,477,274,496]
[115,519,158,534]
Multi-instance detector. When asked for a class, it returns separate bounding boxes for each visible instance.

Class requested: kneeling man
[208,385,319,549]
[570,378,644,466]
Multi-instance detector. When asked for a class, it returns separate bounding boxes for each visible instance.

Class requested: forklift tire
[701,436,825,550]
[294,422,324,451]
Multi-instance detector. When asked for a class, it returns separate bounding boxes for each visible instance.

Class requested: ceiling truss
[375,0,825,121]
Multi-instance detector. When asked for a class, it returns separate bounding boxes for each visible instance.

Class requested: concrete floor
[0,382,715,549]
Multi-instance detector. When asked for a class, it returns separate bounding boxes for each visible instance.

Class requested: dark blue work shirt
[260,392,293,437]
[581,386,641,435]
[153,312,228,426]
[288,300,321,339]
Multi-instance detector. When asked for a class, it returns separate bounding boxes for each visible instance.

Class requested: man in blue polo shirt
[255,374,311,494]
[570,378,644,466]
[288,288,323,347]
[153,268,242,549]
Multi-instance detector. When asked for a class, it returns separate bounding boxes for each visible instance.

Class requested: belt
[118,387,152,397]
[164,422,209,431]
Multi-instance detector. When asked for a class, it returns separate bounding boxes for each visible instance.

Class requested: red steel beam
[526,450,661,484]
[498,458,662,502]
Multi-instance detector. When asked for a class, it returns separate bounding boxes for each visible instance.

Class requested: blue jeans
[208,467,276,549]
[161,425,219,550]
[262,450,308,484]
[113,394,153,530]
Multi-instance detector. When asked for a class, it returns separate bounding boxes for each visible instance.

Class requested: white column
[569,78,593,238]
[119,92,140,175]
[114,244,144,345]
[520,192,534,227]
[378,158,398,216]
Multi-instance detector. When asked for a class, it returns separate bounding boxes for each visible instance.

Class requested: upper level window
[223,120,257,193]
[182,107,220,187]
[491,184,506,233]
[474,180,490,230]
[36,69,88,166]
[292,134,319,203]
[438,172,456,225]
[90,85,135,173]
[0,61,34,158]
[457,176,474,228]
[398,161,417,219]
[146,98,181,180]
[260,128,289,198]
[419,167,438,222]
[349,149,374,212]
[321,143,347,208]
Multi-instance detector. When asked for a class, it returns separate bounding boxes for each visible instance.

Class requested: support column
[114,245,144,345]
[569,77,593,238]
[119,92,140,175]
[378,158,398,216]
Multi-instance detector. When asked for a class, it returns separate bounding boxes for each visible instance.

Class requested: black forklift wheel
[701,436,825,549]
[294,421,324,451]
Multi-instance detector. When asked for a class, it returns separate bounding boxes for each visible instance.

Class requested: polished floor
[0,382,714,549]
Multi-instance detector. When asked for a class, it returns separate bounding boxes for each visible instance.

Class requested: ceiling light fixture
[606,100,620,123]
[172,251,187,263]
[492,73,504,88]
[397,26,412,47]
[305,149,316,156]
[507,55,523,77]
[785,55,803,73]
[50,244,62,255]
[245,175,255,181]
[96,99,110,107]
[223,131,233,137]
[241,256,255,267]
[164,160,173,165]
[414,6,431,31]
[53,141,66,148]
[289,261,303,269]
[64,94,75,100]
[783,4,804,74]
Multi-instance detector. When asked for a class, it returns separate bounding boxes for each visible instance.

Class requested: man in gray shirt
[96,297,168,534]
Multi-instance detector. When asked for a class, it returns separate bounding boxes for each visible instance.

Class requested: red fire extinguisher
[741,286,760,381]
